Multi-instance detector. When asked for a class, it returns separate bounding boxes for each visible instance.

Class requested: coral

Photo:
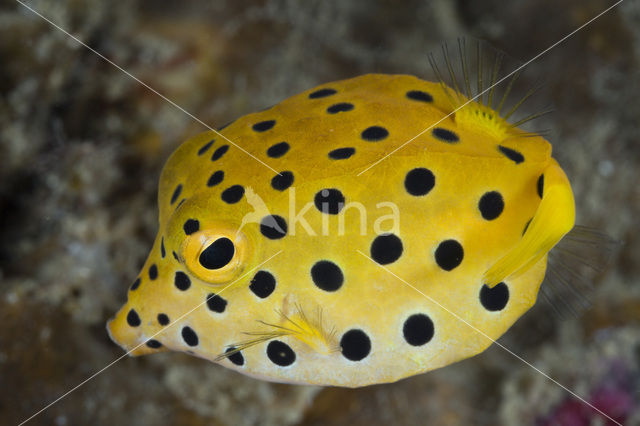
[500,325,640,425]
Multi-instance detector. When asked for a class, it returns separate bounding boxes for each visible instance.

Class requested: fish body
[108,71,575,387]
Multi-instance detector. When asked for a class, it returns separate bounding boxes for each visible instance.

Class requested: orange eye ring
[180,227,249,284]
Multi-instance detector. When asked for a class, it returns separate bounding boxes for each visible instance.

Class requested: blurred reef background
[1,0,639,425]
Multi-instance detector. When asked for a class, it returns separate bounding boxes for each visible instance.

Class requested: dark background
[1,0,638,424]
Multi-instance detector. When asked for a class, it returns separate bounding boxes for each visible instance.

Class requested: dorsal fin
[427,38,552,141]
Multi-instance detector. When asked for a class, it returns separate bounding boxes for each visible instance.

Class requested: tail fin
[541,225,620,318]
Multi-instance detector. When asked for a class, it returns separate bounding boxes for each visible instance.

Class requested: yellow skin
[108,74,575,387]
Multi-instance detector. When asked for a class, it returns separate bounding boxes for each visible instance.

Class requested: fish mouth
[105,305,159,356]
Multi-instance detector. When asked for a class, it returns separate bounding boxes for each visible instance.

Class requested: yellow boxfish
[107,43,590,387]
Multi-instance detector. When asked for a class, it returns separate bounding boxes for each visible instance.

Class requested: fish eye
[180,226,248,284]
[199,237,235,269]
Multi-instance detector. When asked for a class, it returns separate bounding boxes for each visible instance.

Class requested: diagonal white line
[15,0,626,424]
[357,0,625,176]
[18,250,283,426]
[15,0,281,175]
[356,250,622,426]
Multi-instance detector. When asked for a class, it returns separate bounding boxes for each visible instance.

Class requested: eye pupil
[199,238,235,269]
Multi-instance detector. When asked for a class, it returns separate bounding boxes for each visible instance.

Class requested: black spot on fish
[309,88,337,98]
[370,234,403,265]
[249,271,276,299]
[498,145,524,164]
[480,282,510,311]
[225,347,245,366]
[198,139,215,156]
[478,191,504,220]
[170,184,183,205]
[260,215,288,239]
[157,313,170,325]
[537,174,544,198]
[405,168,435,196]
[314,188,345,215]
[127,309,141,327]
[432,127,459,143]
[130,278,141,291]
[267,340,296,366]
[311,260,344,292]
[340,329,371,361]
[267,142,289,158]
[271,171,294,191]
[252,120,276,132]
[361,126,389,142]
[327,103,354,114]
[328,147,355,160]
[221,185,245,204]
[146,339,162,349]
[148,264,158,280]
[182,326,199,346]
[435,239,464,271]
[183,219,199,235]
[403,314,434,346]
[207,170,224,187]
[406,90,433,103]
[206,293,227,313]
[174,271,191,291]
[211,145,229,161]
